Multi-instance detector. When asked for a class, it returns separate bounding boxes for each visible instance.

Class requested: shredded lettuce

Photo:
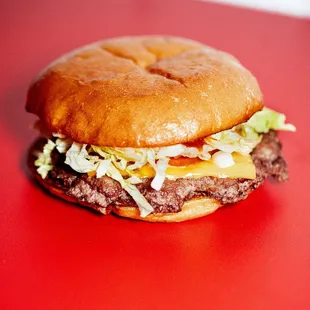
[65,143,99,173]
[247,108,296,133]
[151,157,169,191]
[34,139,55,179]
[65,143,154,217]
[96,159,112,178]
[205,128,261,155]
[205,108,295,155]
[106,165,153,217]
[34,107,295,217]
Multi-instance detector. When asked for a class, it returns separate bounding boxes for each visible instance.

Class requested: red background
[1,1,310,309]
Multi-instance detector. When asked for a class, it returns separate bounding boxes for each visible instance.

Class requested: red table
[1,1,310,309]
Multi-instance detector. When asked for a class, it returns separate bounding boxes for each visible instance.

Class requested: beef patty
[28,131,288,214]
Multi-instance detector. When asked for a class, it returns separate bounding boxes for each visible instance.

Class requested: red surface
[1,1,310,309]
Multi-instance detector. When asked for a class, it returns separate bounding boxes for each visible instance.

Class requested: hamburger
[26,36,295,222]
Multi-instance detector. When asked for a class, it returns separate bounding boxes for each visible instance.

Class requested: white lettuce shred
[151,158,169,191]
[205,126,262,155]
[64,143,99,173]
[34,108,295,217]
[204,108,296,155]
[34,139,56,179]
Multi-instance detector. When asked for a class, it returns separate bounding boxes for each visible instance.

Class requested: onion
[212,151,235,168]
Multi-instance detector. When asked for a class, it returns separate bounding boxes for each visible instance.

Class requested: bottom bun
[112,198,222,223]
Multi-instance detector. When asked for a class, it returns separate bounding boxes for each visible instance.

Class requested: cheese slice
[133,153,256,180]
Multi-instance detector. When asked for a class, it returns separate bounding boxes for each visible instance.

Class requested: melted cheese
[133,153,256,180]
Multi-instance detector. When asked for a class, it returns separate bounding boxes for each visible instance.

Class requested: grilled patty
[28,131,288,214]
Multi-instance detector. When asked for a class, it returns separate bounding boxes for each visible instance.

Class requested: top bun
[26,36,263,147]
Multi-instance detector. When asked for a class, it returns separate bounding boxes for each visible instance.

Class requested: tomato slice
[183,138,205,150]
[168,157,202,167]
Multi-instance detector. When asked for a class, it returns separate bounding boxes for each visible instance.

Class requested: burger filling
[32,108,295,217]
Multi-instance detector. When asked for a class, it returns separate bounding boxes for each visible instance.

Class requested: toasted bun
[26,36,263,147]
[112,198,221,223]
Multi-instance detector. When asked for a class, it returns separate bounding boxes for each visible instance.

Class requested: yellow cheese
[133,153,256,180]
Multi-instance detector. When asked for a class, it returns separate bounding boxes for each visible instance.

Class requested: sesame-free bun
[26,36,263,147]
[112,198,221,223]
